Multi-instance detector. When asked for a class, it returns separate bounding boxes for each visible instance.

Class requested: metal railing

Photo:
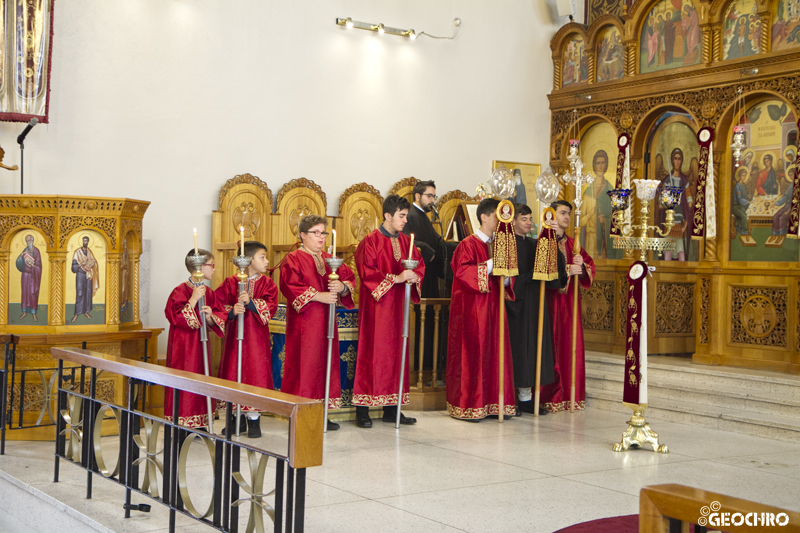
[0,331,153,455]
[51,346,323,533]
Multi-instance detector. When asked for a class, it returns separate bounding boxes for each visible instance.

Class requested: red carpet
[555,516,709,532]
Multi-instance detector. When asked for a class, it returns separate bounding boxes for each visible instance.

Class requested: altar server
[505,204,567,415]
[540,200,596,413]
[446,198,516,421]
[216,241,279,438]
[164,249,227,429]
[352,195,425,428]
[280,214,356,431]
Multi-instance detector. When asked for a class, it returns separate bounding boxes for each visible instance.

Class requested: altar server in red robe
[352,195,425,428]
[540,200,596,413]
[447,198,516,421]
[280,214,356,431]
[216,241,279,438]
[164,249,227,429]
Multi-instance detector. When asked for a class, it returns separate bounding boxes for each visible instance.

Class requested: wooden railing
[640,484,800,532]
[409,298,450,391]
[51,346,323,533]
[0,330,156,454]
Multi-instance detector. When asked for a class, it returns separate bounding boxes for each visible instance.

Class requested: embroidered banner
[789,120,800,239]
[0,0,55,123]
[611,134,631,237]
[692,127,714,240]
[533,207,559,281]
[623,261,648,407]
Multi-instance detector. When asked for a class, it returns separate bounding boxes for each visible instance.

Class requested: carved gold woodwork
[729,285,787,347]
[436,190,474,237]
[581,281,614,332]
[699,278,710,344]
[212,174,274,290]
[655,282,694,335]
[0,196,148,334]
[389,177,419,205]
[336,182,383,251]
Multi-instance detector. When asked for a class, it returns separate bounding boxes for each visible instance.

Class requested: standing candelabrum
[396,258,419,429]
[559,140,594,414]
[187,253,216,435]
[606,179,681,454]
[323,255,344,434]
[231,254,252,437]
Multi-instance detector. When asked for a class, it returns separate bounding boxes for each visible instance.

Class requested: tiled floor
[1,407,799,532]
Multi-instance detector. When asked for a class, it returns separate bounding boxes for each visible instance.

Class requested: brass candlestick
[396,258,419,429]
[606,179,682,454]
[186,252,215,434]
[323,256,344,434]
[231,254,252,437]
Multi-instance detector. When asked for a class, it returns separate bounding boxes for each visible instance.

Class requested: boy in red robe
[216,241,279,438]
[164,249,227,429]
[539,200,595,413]
[280,214,356,431]
[353,195,425,428]
[446,198,516,421]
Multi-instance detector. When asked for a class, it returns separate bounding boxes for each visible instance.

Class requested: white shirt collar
[475,228,492,243]
[414,202,425,213]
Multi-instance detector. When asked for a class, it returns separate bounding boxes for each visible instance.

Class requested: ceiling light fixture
[335,17,461,40]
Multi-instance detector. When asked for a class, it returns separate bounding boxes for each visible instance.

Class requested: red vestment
[352,229,424,407]
[446,234,516,419]
[216,273,279,410]
[539,235,595,412]
[279,249,356,408]
[164,282,227,428]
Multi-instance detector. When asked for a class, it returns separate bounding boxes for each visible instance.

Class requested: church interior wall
[0,0,564,350]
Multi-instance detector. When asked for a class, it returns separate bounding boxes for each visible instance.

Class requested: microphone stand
[396,258,419,429]
[232,254,252,437]
[187,253,215,434]
[19,140,24,194]
[323,256,344,433]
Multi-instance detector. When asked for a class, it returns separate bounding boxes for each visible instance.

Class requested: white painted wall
[0,0,562,350]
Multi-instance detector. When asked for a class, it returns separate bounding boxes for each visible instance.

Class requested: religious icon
[578,122,619,259]
[723,0,761,61]
[16,234,42,321]
[596,26,624,82]
[771,0,800,52]
[640,0,701,74]
[68,233,103,324]
[562,34,588,87]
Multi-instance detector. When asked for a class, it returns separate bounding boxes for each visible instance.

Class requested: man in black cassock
[506,204,567,415]
[402,180,454,373]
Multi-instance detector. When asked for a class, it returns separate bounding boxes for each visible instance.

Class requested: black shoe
[355,407,372,428]
[518,400,537,414]
[487,415,512,420]
[247,416,262,438]
[538,407,548,416]
[327,419,340,431]
[221,414,248,436]
[383,412,417,425]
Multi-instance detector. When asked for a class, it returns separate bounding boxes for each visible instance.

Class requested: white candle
[408,233,415,260]
[240,226,245,256]
[193,228,198,255]
[332,229,337,258]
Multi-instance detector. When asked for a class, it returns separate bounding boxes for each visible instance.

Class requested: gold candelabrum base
[611,201,677,261]
[612,407,669,453]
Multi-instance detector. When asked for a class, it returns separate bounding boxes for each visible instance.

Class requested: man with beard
[402,180,454,375]
[756,154,780,196]
[71,235,100,322]
[16,234,42,322]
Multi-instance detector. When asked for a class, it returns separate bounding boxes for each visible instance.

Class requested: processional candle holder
[730,126,746,167]
[607,179,681,454]
[186,252,216,434]
[323,256,344,433]
[396,258,419,429]
[231,254,252,436]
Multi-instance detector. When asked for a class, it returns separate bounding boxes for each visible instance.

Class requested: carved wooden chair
[271,178,327,304]
[435,190,474,237]
[334,183,384,306]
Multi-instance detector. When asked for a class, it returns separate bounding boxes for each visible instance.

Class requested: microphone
[17,118,39,145]
[430,203,440,220]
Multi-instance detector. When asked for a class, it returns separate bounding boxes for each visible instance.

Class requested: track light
[377,23,385,34]
[335,17,427,40]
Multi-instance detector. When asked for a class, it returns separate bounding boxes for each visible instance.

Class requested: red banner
[623,261,648,407]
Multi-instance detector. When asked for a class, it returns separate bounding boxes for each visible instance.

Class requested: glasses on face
[305,231,330,238]
[203,263,216,268]
[422,193,438,200]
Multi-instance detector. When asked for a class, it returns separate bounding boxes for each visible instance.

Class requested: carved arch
[586,15,625,48]
[275,178,327,214]
[550,23,590,53]
[630,104,700,161]
[218,173,273,211]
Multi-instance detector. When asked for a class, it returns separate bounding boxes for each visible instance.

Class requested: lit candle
[193,228,198,255]
[408,233,415,260]
[332,229,337,258]
[240,226,245,256]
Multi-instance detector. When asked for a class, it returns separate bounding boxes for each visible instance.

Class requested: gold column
[587,51,596,84]
[133,257,140,324]
[712,27,721,62]
[624,42,636,76]
[106,252,120,325]
[0,252,8,326]
[554,55,562,89]
[49,252,66,326]
[759,14,770,53]
[701,25,712,65]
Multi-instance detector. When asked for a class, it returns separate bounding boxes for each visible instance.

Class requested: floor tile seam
[420,440,562,474]
[550,455,706,478]
[705,457,800,478]
[364,473,556,501]
[366,499,472,532]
